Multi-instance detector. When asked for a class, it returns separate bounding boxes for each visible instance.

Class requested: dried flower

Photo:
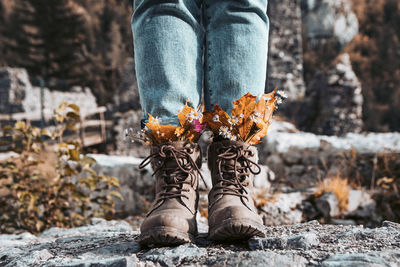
[174,127,184,137]
[250,114,261,123]
[228,116,239,126]
[276,90,288,99]
[219,126,231,138]
[185,110,201,123]
[134,104,204,145]
[193,119,203,133]
[150,116,161,124]
[203,90,279,145]
[229,133,237,141]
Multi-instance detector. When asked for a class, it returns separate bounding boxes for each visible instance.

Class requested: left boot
[138,141,202,246]
[207,140,265,241]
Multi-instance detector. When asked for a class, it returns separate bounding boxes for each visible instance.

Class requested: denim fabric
[132,0,269,126]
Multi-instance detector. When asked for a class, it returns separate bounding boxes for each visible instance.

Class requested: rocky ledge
[1,218,399,267]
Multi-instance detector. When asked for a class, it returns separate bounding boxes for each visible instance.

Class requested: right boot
[138,141,202,246]
[207,140,265,241]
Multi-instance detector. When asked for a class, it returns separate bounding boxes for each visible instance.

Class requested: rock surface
[90,153,154,216]
[1,219,399,267]
[297,53,364,136]
[302,0,359,48]
[268,0,306,100]
[0,67,98,119]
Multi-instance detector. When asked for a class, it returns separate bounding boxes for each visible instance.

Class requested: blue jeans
[132,0,269,126]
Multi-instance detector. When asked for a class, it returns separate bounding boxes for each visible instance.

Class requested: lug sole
[209,218,265,242]
[139,226,195,247]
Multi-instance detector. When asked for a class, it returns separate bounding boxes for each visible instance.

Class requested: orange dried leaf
[203,105,230,132]
[249,121,270,145]
[145,114,161,133]
[232,93,257,120]
[177,104,195,126]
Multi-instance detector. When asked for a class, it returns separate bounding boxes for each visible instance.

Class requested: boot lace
[214,145,261,201]
[139,144,205,200]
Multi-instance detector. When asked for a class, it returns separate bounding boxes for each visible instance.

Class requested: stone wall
[261,120,400,188]
[0,68,98,119]
[267,0,306,100]
[301,0,359,49]
[296,53,363,135]
[0,68,28,114]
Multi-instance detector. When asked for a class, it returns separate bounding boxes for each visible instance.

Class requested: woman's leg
[203,0,270,241]
[132,0,203,126]
[203,0,269,113]
[131,0,204,246]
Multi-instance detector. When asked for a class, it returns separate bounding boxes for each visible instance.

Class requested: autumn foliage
[126,90,284,145]
[0,103,121,234]
[204,90,281,145]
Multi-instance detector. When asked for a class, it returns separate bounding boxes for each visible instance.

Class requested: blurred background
[0,0,399,234]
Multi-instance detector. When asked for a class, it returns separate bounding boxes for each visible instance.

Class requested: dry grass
[252,188,278,210]
[315,175,351,212]
[199,210,208,219]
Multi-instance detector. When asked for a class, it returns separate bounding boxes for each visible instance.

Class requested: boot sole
[139,226,195,247]
[209,218,265,242]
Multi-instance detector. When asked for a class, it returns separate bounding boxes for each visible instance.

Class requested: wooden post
[100,110,106,148]
[79,114,85,147]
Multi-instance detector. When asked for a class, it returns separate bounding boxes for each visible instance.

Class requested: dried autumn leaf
[152,124,179,143]
[203,105,230,132]
[177,104,194,126]
[145,114,161,133]
[204,91,279,144]
[248,120,268,145]
[232,93,257,120]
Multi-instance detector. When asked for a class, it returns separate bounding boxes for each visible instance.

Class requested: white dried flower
[213,114,220,122]
[250,114,261,123]
[228,116,239,126]
[186,110,201,123]
[219,126,231,138]
[277,90,288,99]
[150,117,161,124]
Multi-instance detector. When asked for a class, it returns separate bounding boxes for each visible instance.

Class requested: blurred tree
[5,0,90,87]
[1,0,134,106]
[73,0,133,105]
[348,0,400,131]
[0,0,8,66]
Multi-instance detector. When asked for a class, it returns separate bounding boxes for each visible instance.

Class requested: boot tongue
[163,157,190,183]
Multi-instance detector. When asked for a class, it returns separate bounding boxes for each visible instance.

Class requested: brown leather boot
[138,141,202,246]
[207,140,265,241]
